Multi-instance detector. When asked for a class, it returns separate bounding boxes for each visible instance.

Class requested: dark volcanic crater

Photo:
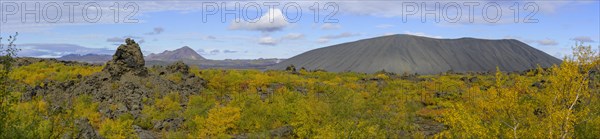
[269,34,562,74]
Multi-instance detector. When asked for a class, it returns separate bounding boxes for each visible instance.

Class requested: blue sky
[1,0,598,60]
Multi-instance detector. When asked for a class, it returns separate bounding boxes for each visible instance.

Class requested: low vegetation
[1,42,599,138]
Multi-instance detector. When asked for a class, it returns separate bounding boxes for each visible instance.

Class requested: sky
[0,0,598,60]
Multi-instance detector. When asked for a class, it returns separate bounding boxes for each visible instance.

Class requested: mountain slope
[269,34,562,74]
[146,46,205,61]
[58,54,112,64]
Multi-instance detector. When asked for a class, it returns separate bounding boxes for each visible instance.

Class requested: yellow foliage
[290,98,331,138]
[141,92,182,128]
[99,118,137,139]
[73,95,102,128]
[166,73,183,84]
[9,61,101,86]
[7,45,600,138]
[376,73,389,80]
[9,99,53,138]
[190,105,241,138]
[437,44,599,138]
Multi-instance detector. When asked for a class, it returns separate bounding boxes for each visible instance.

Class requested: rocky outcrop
[152,117,185,131]
[166,61,190,75]
[27,38,206,138]
[74,118,102,139]
[133,125,156,139]
[103,38,148,78]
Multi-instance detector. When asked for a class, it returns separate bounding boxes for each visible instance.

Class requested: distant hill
[57,46,206,63]
[269,34,562,74]
[58,54,112,64]
[57,46,281,69]
[146,46,205,61]
[146,58,283,70]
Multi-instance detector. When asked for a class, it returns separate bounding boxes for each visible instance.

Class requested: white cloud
[537,38,558,46]
[223,50,238,53]
[204,35,217,40]
[2,1,588,33]
[282,33,305,40]
[145,27,165,35]
[106,36,144,43]
[200,35,225,42]
[318,32,361,43]
[403,31,443,38]
[198,49,221,55]
[258,36,278,46]
[320,23,342,30]
[210,50,220,54]
[229,8,289,32]
[17,43,114,58]
[571,36,595,43]
[253,33,306,46]
[503,36,523,40]
[503,36,535,43]
[504,36,565,47]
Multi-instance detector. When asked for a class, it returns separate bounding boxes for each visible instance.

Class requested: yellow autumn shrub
[73,95,102,128]
[9,62,101,86]
[437,44,599,138]
[189,105,241,138]
[99,118,136,139]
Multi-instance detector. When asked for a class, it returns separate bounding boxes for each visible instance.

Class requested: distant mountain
[57,46,280,69]
[58,54,112,64]
[146,58,283,70]
[146,46,205,61]
[269,34,562,74]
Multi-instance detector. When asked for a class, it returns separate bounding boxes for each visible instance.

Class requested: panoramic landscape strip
[0,0,599,138]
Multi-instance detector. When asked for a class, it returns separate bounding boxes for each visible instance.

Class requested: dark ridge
[269,34,562,74]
